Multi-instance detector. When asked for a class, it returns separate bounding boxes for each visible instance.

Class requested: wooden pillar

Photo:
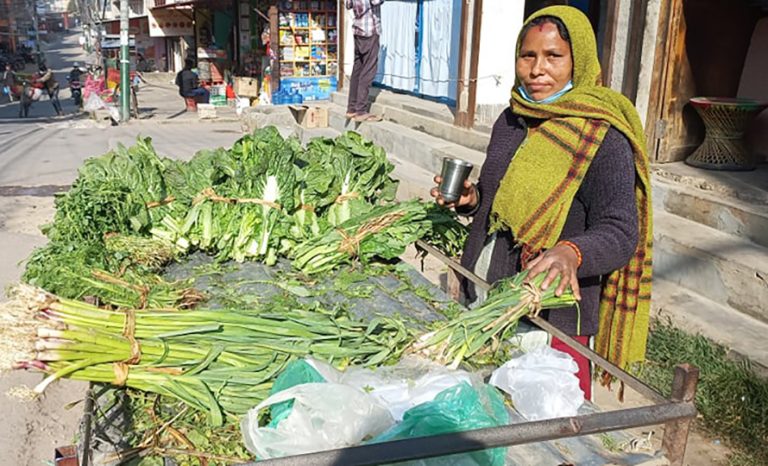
[454,0,482,129]
[599,0,621,87]
[338,0,344,89]
[269,5,279,92]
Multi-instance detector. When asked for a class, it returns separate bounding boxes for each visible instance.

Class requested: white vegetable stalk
[258,175,281,256]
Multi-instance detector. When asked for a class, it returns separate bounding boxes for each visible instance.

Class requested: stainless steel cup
[439,157,473,203]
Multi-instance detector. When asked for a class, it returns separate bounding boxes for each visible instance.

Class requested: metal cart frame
[237,241,699,466]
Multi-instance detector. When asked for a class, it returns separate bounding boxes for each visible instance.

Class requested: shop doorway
[645,0,765,162]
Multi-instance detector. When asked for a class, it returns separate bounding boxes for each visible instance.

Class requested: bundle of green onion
[0,284,413,425]
[410,271,578,368]
[3,272,576,424]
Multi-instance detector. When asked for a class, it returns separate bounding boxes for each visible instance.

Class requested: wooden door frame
[644,0,683,162]
[454,0,482,129]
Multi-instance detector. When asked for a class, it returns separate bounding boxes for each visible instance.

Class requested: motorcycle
[68,76,82,106]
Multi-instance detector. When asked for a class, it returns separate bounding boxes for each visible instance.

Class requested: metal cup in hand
[439,157,473,203]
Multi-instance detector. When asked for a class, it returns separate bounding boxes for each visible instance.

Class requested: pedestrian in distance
[2,63,17,102]
[431,6,653,401]
[175,58,210,103]
[345,0,384,122]
[36,63,63,116]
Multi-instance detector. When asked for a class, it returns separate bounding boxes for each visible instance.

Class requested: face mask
[517,80,574,104]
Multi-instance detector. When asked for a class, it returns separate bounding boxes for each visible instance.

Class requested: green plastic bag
[370,381,509,466]
[268,359,327,427]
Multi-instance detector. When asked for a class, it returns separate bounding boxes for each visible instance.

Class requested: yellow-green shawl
[490,6,653,372]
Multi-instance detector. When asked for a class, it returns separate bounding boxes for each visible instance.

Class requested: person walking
[3,63,17,102]
[345,0,384,122]
[175,58,210,103]
[431,6,652,401]
[36,63,63,116]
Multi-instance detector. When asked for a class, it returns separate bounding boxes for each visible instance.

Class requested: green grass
[639,320,768,465]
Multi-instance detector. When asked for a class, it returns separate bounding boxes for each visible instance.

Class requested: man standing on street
[36,63,63,116]
[345,0,384,122]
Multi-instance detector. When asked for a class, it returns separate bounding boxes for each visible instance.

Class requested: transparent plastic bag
[241,382,395,459]
[337,358,474,422]
[489,346,584,421]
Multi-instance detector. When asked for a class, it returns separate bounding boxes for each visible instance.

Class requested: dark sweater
[459,108,639,336]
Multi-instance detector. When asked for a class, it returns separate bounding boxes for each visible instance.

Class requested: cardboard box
[289,105,329,128]
[234,77,260,97]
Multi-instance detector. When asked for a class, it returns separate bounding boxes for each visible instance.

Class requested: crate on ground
[289,105,329,128]
[198,103,217,119]
[209,95,227,107]
[234,77,260,97]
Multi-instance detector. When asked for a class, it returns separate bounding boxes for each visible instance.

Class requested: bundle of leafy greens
[292,201,452,275]
[23,127,465,305]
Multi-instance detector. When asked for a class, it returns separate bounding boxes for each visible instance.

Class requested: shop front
[147,3,195,72]
[273,0,339,102]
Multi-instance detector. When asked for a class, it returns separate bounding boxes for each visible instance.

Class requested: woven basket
[686,97,768,171]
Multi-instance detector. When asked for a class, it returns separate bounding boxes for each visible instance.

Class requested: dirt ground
[0,195,89,466]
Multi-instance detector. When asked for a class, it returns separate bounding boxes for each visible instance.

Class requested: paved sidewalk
[131,74,240,124]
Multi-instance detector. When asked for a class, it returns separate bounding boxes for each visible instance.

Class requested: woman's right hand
[430,176,478,210]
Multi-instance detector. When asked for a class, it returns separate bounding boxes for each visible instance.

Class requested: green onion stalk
[409,271,578,369]
[0,285,414,424]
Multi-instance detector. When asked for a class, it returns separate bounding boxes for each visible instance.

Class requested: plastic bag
[241,382,395,459]
[337,358,474,422]
[370,381,509,466]
[489,346,584,421]
[83,91,105,112]
[286,357,475,422]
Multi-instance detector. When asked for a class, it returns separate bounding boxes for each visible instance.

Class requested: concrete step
[653,209,768,325]
[331,90,492,153]
[327,102,487,180]
[652,278,768,376]
[653,175,768,249]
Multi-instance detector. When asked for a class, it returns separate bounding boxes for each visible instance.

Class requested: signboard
[101,34,136,49]
[197,47,227,59]
[148,7,194,37]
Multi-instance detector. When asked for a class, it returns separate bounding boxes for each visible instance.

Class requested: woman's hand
[525,243,582,300]
[430,176,478,210]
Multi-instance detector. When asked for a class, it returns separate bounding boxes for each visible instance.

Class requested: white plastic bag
[489,346,584,421]
[83,91,105,112]
[307,357,473,422]
[241,382,394,459]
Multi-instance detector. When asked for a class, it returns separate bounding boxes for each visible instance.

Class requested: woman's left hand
[524,244,582,300]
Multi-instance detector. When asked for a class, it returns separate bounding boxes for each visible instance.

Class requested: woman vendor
[431,6,652,400]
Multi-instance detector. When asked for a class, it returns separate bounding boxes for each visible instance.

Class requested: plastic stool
[184,97,198,112]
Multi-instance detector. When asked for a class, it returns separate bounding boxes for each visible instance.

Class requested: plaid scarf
[490,6,653,373]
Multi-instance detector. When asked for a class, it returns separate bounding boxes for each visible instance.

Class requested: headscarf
[490,6,653,374]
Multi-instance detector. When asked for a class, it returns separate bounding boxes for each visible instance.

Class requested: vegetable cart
[70,248,696,466]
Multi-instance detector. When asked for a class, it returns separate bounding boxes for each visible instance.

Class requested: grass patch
[639,320,768,464]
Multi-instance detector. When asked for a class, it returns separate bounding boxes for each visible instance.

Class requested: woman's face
[516,22,573,101]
